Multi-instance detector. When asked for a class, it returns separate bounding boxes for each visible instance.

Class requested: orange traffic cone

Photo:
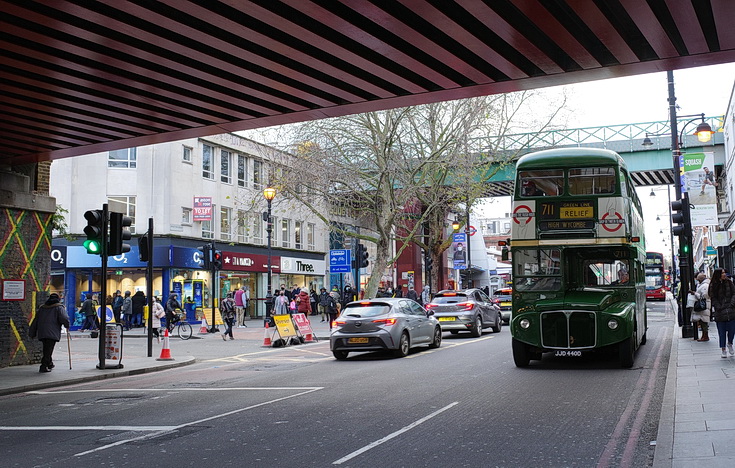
[262,321,273,347]
[156,328,174,361]
[304,331,314,342]
[199,316,209,334]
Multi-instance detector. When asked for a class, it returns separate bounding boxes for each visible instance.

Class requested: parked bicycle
[164,313,192,340]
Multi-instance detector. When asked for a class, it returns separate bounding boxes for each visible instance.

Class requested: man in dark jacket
[111,290,123,325]
[318,288,331,322]
[131,291,146,328]
[165,293,183,332]
[29,293,70,373]
[79,294,97,331]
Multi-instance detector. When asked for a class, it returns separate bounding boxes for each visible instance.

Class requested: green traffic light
[83,239,102,254]
[682,245,690,254]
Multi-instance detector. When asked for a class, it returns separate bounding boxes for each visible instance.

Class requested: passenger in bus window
[521,180,544,196]
[614,268,629,285]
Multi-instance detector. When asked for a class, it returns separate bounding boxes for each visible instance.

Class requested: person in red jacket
[297,290,311,315]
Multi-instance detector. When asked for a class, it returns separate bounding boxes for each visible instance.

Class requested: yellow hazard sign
[272,314,297,338]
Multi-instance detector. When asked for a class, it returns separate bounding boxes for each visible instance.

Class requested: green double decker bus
[508,148,647,368]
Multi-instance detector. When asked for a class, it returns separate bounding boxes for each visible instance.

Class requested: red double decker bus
[645,252,667,301]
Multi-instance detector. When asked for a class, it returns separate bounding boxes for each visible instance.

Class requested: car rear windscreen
[432,294,469,304]
[342,304,390,317]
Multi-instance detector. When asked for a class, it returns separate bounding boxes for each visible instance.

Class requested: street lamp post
[665,70,714,338]
[465,198,472,289]
[263,186,276,322]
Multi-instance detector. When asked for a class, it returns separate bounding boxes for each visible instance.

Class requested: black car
[425,289,502,337]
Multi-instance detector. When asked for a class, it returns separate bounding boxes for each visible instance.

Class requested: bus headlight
[520,318,531,329]
[607,319,619,330]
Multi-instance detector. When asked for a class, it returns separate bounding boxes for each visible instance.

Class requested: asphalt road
[0,301,672,467]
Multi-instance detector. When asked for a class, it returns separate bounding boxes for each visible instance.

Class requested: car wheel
[333,350,349,360]
[393,332,410,357]
[512,338,530,368]
[492,315,502,333]
[470,316,482,337]
[428,327,442,348]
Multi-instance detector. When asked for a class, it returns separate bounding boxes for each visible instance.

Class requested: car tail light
[493,298,500,304]
[372,318,397,326]
[333,320,346,327]
[425,303,437,309]
[457,302,474,311]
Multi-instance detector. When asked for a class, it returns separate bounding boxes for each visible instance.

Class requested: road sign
[468,225,477,236]
[329,249,351,273]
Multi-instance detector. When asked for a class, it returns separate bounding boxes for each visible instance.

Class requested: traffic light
[108,212,132,255]
[83,209,105,255]
[138,234,149,262]
[212,249,223,270]
[356,243,369,268]
[670,198,691,237]
[197,244,211,269]
[424,251,433,271]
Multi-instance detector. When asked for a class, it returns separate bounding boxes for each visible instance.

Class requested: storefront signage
[193,197,212,222]
[221,251,280,273]
[50,246,66,269]
[281,256,326,274]
[63,245,168,268]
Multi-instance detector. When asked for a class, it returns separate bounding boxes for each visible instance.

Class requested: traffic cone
[156,328,174,361]
[199,316,209,334]
[262,321,273,347]
[304,330,314,342]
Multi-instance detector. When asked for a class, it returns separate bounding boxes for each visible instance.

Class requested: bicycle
[164,313,192,340]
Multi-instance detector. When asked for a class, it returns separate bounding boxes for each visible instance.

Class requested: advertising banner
[683,152,718,226]
[452,233,467,269]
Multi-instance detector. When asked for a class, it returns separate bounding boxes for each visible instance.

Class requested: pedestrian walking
[707,268,735,358]
[234,286,246,327]
[421,285,431,306]
[121,291,133,331]
[318,287,330,322]
[131,290,146,328]
[220,292,236,340]
[151,297,165,340]
[79,294,98,331]
[693,273,711,342]
[29,293,70,373]
[310,289,318,315]
[393,284,404,298]
[327,294,340,329]
[406,287,420,304]
[289,297,297,314]
[111,290,123,324]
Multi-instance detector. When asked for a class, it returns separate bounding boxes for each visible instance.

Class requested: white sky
[479,62,735,259]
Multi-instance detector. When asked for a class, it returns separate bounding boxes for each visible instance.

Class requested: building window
[237,154,247,188]
[253,160,262,189]
[220,207,232,241]
[488,222,497,234]
[183,145,192,163]
[202,220,213,239]
[182,208,192,225]
[108,196,136,235]
[503,222,511,233]
[253,212,263,245]
[307,223,315,250]
[221,150,232,184]
[294,221,303,249]
[108,148,137,168]
[202,144,214,180]
[281,219,290,248]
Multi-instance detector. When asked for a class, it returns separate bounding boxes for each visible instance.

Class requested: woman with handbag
[693,273,711,341]
[707,268,735,358]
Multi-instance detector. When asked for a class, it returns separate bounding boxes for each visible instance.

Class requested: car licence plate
[501,302,511,307]
[555,350,582,357]
[438,317,457,322]
[348,337,369,344]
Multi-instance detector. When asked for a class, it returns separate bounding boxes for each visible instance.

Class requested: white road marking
[405,334,494,358]
[332,401,459,465]
[72,387,323,457]
[27,387,322,394]
[0,425,177,431]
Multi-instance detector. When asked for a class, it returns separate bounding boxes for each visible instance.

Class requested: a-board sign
[272,314,297,338]
[292,313,314,336]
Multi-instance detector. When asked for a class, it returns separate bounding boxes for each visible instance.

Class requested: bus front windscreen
[514,248,562,291]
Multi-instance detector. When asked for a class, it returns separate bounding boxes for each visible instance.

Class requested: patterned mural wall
[0,207,53,368]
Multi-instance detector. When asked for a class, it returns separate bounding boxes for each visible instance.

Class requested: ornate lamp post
[263,186,276,321]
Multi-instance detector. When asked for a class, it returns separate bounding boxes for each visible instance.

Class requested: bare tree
[247,89,568,297]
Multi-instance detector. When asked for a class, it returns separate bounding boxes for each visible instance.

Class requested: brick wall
[0,207,53,367]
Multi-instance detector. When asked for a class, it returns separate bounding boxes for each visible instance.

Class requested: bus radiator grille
[540,311,596,349]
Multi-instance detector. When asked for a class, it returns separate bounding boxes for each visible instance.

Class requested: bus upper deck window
[569,167,616,195]
[518,170,563,197]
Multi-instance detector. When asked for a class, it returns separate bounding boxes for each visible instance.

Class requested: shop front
[280,256,327,296]
[218,250,280,318]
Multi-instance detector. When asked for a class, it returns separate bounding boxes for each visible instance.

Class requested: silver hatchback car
[426,289,502,337]
[330,298,442,359]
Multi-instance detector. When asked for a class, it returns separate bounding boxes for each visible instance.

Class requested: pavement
[2,314,734,467]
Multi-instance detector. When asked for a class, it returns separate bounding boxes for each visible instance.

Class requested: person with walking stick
[29,293,70,373]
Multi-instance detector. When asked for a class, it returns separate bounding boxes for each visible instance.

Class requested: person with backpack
[220,292,236,341]
[165,293,183,333]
